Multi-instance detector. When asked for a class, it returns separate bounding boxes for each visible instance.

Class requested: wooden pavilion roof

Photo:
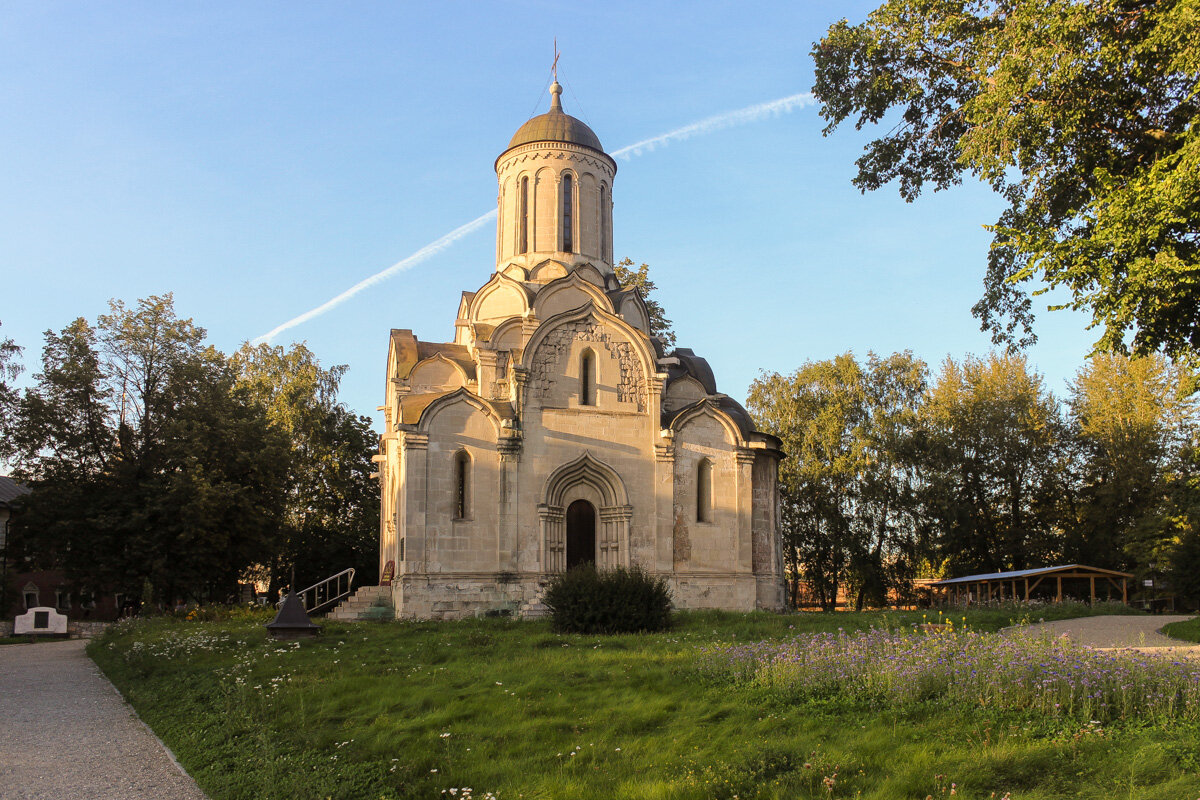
[928,564,1133,587]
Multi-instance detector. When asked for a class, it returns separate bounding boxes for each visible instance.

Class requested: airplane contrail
[251,210,497,344]
[610,92,815,159]
[254,92,815,343]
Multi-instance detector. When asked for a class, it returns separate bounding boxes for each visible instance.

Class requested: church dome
[506,81,604,153]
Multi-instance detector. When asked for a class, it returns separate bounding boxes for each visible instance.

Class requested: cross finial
[552,38,560,81]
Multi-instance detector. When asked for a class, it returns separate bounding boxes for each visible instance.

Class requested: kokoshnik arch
[377,81,787,618]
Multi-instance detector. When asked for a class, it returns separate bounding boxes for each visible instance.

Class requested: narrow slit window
[518,176,529,254]
[580,349,596,406]
[697,458,713,523]
[561,173,574,253]
[599,185,608,262]
[454,450,471,519]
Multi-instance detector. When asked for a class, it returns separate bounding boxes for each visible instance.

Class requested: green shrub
[543,564,672,634]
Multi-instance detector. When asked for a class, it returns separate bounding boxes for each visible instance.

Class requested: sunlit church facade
[377,81,786,618]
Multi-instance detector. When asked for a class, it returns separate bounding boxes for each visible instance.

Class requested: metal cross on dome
[552,39,560,81]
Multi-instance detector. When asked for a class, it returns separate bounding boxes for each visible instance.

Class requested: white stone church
[376,81,786,618]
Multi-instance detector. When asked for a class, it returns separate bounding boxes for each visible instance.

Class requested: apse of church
[378,80,786,618]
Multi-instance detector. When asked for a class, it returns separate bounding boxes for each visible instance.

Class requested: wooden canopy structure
[929,564,1133,606]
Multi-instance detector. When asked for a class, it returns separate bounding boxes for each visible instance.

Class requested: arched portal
[539,452,633,572]
[566,499,597,569]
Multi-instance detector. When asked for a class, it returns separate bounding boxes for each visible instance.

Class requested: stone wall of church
[752,451,788,610]
[670,575,758,610]
[392,401,505,589]
[378,434,401,578]
[518,311,658,570]
[528,316,646,413]
[392,575,545,620]
[671,414,745,574]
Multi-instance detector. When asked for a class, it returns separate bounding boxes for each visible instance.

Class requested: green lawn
[88,604,1200,800]
[1163,616,1200,643]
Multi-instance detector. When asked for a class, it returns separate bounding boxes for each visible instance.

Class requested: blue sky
[1,1,1099,431]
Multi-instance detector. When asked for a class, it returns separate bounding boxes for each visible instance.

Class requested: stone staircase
[325,585,394,622]
[519,599,550,619]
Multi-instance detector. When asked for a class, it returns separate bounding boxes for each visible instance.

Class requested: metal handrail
[292,568,356,615]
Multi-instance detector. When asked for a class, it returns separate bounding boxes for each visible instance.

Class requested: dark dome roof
[669,348,718,395]
[506,81,604,153]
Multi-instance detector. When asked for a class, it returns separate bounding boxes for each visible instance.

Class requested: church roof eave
[409,387,514,435]
[662,348,718,395]
[662,395,759,443]
[412,342,476,382]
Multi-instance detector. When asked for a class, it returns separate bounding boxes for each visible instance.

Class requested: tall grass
[700,627,1200,723]
[85,607,1200,800]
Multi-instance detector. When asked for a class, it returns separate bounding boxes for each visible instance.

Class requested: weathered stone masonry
[377,80,786,619]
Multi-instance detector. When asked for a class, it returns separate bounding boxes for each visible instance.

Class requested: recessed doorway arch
[538,452,633,572]
[566,499,597,569]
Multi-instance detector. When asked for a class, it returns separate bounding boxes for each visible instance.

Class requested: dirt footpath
[1017,613,1200,656]
[0,639,208,800]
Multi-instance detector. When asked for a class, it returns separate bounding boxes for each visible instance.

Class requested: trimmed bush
[543,564,673,634]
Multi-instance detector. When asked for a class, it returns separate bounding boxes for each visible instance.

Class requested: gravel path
[1017,614,1200,655]
[0,639,208,800]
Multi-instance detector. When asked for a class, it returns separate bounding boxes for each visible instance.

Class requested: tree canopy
[233,342,379,594]
[921,352,1064,574]
[7,297,378,608]
[750,349,1200,608]
[813,0,1200,357]
[10,297,289,604]
[1064,352,1196,568]
[614,258,677,348]
[0,321,22,460]
[748,351,928,609]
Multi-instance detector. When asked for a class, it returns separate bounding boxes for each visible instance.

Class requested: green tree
[1141,440,1200,608]
[748,351,927,610]
[1169,505,1200,608]
[855,351,929,607]
[0,321,23,460]
[614,258,676,348]
[9,297,287,607]
[749,356,864,609]
[813,1,1200,356]
[920,352,1065,573]
[98,296,205,466]
[232,343,379,595]
[11,318,114,478]
[1063,353,1196,572]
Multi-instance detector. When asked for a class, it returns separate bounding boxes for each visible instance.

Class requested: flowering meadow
[88,608,1200,800]
[699,627,1200,724]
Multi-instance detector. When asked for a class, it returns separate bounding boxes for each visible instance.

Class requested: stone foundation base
[755,576,788,612]
[392,575,547,620]
[390,570,785,620]
[670,575,757,611]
